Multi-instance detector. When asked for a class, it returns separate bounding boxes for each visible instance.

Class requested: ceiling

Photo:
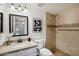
[43,3,79,14]
[0,3,79,14]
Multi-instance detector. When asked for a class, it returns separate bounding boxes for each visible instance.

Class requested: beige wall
[45,12,56,51]
[56,8,79,55]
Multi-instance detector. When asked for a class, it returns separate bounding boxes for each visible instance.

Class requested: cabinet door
[5,48,37,56]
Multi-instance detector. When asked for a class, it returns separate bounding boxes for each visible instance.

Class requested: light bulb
[11,3,15,9]
[24,6,27,12]
[18,5,21,12]
[24,9,27,12]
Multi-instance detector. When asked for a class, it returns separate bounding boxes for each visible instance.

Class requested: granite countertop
[0,40,37,55]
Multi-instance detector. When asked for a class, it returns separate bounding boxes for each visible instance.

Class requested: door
[45,12,56,51]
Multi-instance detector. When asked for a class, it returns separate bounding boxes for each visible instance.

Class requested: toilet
[34,39,54,56]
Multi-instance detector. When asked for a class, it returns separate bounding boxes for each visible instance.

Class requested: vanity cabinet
[5,47,37,56]
[0,40,37,56]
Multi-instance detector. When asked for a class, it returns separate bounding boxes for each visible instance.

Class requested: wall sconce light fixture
[11,3,15,9]
[10,3,27,12]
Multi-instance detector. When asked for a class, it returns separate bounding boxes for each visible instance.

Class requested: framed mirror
[0,13,3,33]
[9,14,28,37]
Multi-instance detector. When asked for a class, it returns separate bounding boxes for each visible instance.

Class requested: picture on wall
[9,14,28,36]
[33,18,42,33]
[0,13,3,33]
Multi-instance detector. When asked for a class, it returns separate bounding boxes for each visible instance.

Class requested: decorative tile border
[56,23,79,28]
[47,25,56,28]
[47,23,79,31]
[47,23,79,28]
[58,29,79,31]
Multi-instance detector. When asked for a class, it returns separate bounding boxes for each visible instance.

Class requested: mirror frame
[9,14,28,37]
[0,13,3,33]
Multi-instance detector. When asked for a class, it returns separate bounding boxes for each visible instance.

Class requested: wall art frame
[33,18,42,33]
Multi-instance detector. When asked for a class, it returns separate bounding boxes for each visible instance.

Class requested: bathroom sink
[12,41,28,48]
[13,43,27,48]
[12,41,37,49]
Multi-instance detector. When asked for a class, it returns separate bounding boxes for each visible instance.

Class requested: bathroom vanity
[0,40,37,56]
